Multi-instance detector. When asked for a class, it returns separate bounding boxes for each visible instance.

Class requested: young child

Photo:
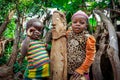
[67,10,96,80]
[19,18,50,80]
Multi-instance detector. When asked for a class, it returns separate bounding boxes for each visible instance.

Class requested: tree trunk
[116,32,120,39]
[0,65,13,80]
[92,22,108,80]
[116,32,120,59]
[0,10,15,37]
[0,3,21,80]
[0,39,14,57]
[50,11,67,80]
[92,44,105,80]
[7,4,21,67]
[94,10,120,80]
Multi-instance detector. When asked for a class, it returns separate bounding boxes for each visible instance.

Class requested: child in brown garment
[67,10,96,80]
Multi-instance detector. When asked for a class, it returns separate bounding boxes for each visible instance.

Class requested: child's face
[72,15,87,34]
[27,25,43,40]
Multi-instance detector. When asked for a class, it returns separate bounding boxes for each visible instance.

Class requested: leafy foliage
[88,17,97,34]
[13,59,28,73]
[3,19,16,39]
[0,41,13,65]
[0,0,14,24]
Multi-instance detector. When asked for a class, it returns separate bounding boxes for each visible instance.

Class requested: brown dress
[67,30,88,74]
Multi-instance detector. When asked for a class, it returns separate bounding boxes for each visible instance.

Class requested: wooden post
[50,11,67,80]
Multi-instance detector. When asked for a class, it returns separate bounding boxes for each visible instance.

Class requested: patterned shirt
[67,31,87,74]
[24,39,50,79]
[67,30,96,75]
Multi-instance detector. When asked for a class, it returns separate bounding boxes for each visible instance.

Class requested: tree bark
[0,3,21,80]
[116,32,120,38]
[94,10,120,80]
[92,23,108,80]
[92,44,105,80]
[50,11,67,80]
[0,65,13,80]
[116,32,120,61]
[0,39,14,57]
[110,9,120,15]
[118,0,120,4]
[7,4,21,67]
[0,10,15,37]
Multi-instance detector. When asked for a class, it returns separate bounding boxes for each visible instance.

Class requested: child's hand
[70,71,82,80]
[73,71,81,78]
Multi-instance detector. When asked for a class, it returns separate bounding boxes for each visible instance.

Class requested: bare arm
[19,37,30,64]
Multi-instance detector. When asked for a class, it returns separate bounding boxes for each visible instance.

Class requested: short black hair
[26,18,44,31]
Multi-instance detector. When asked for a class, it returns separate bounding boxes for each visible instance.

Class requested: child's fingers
[73,71,81,78]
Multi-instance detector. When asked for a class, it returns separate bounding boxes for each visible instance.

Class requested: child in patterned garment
[67,10,96,80]
[19,18,50,80]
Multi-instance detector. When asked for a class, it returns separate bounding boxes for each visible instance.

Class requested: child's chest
[67,33,87,49]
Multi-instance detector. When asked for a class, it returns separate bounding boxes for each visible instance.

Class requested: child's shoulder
[66,29,71,36]
[85,34,96,43]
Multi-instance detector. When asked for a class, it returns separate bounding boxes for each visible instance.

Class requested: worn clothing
[67,30,96,75]
[69,73,89,80]
[24,77,49,80]
[24,39,50,79]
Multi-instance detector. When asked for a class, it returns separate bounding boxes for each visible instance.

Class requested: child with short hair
[19,18,50,80]
[67,10,96,80]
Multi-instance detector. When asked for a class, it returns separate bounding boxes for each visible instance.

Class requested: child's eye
[73,21,77,23]
[35,27,43,32]
[80,22,85,24]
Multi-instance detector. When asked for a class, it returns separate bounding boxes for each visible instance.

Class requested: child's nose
[76,22,80,25]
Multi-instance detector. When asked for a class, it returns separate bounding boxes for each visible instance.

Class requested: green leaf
[3,19,16,38]
[88,18,97,34]
[89,18,97,27]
